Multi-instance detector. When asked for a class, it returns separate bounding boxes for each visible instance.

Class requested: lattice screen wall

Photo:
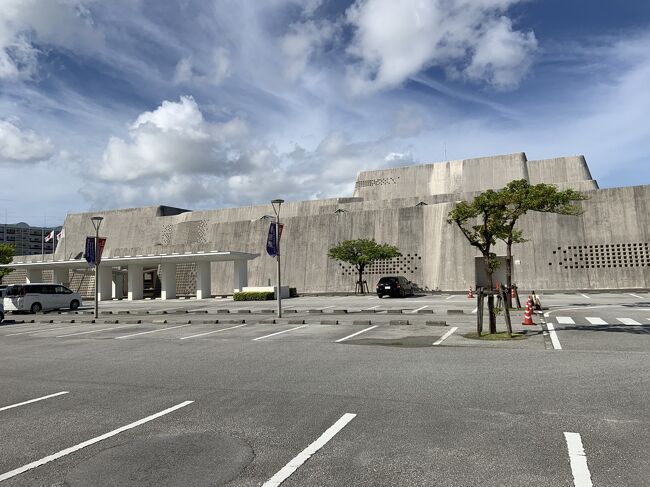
[339,254,421,277]
[549,243,650,269]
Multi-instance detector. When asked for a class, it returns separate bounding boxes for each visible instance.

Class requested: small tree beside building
[0,243,15,283]
[328,239,401,294]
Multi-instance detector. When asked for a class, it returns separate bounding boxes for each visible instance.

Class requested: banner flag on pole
[97,237,107,264]
[44,230,54,242]
[85,237,95,267]
[266,223,277,257]
[266,223,284,257]
[56,228,65,241]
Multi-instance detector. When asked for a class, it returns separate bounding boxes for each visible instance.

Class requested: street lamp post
[271,199,284,318]
[91,216,103,319]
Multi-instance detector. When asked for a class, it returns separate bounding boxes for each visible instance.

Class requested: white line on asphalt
[546,323,562,350]
[471,307,477,314]
[410,305,428,314]
[564,432,593,487]
[180,324,247,339]
[362,305,380,310]
[0,391,69,413]
[617,318,641,325]
[445,295,454,300]
[585,317,607,325]
[580,293,590,299]
[433,327,458,346]
[56,324,138,338]
[319,305,335,310]
[628,293,644,299]
[253,325,308,341]
[262,413,356,487]
[335,325,378,343]
[115,324,192,339]
[556,317,575,325]
[0,400,193,483]
[544,304,621,317]
[4,324,87,337]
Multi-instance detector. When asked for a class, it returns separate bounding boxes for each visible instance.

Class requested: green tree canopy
[0,243,15,283]
[328,239,401,293]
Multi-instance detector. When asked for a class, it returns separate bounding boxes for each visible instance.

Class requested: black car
[376,276,414,298]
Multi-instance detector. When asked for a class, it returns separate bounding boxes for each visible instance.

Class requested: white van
[3,283,83,313]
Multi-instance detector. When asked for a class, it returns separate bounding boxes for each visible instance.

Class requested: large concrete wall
[15,152,644,293]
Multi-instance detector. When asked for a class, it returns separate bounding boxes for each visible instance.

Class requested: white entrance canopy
[1,251,259,301]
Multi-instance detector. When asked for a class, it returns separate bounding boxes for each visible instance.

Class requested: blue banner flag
[266,223,277,257]
[266,223,284,257]
[85,236,95,267]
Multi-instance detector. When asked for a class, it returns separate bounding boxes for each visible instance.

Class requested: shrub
[289,287,298,297]
[233,291,274,301]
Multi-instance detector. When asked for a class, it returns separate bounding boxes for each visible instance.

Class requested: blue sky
[1,0,649,226]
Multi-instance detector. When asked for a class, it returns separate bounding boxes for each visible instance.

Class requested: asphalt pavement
[0,291,648,486]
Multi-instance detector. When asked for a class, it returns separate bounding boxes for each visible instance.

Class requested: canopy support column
[233,259,248,292]
[160,263,177,300]
[26,268,42,283]
[196,261,211,299]
[127,264,143,300]
[98,267,113,301]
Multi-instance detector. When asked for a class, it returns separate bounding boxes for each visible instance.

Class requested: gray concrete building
[4,152,649,296]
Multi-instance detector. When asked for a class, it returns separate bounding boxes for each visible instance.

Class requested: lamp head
[271,199,284,205]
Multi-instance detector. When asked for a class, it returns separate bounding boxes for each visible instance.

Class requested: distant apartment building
[0,222,61,256]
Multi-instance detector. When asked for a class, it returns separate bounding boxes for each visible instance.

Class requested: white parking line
[262,413,356,487]
[362,305,380,310]
[4,323,87,337]
[585,317,607,325]
[580,293,590,299]
[0,391,69,413]
[564,432,593,487]
[617,318,641,325]
[0,400,193,483]
[115,324,192,339]
[556,316,575,325]
[335,325,378,343]
[180,324,247,340]
[56,324,138,338]
[628,293,644,299]
[319,305,335,310]
[471,307,477,314]
[253,325,308,341]
[433,327,458,346]
[547,323,562,350]
[410,305,428,314]
[445,295,454,300]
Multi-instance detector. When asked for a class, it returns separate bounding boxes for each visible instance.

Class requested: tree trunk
[357,265,365,294]
[506,241,513,309]
[486,268,497,334]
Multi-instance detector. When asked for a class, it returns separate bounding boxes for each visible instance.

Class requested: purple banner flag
[266,223,277,257]
[85,236,95,267]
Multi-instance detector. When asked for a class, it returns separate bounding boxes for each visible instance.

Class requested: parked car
[3,283,83,313]
[0,301,4,323]
[376,276,414,298]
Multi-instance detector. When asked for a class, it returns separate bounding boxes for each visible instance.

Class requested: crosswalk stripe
[556,316,575,325]
[585,317,607,325]
[617,318,641,325]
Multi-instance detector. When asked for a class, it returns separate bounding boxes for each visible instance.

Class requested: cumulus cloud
[281,19,338,80]
[0,119,55,163]
[344,0,537,94]
[99,96,249,181]
[0,0,102,79]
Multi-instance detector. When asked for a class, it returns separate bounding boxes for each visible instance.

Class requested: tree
[496,180,587,307]
[328,239,401,293]
[447,190,506,335]
[0,243,15,283]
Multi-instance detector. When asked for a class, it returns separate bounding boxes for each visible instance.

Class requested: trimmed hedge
[233,291,274,301]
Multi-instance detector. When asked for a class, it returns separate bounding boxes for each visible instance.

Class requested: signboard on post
[474,256,509,289]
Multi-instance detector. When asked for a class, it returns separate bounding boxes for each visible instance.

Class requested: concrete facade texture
[12,152,650,293]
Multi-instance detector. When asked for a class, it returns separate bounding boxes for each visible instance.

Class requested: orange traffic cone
[522,297,535,325]
[467,287,474,298]
[511,286,516,299]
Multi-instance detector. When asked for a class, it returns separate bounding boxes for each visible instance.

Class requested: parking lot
[1,291,648,485]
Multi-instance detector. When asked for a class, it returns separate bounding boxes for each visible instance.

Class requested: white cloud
[344,0,536,94]
[281,19,338,80]
[173,47,232,85]
[0,0,102,79]
[0,119,55,163]
[99,96,249,181]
